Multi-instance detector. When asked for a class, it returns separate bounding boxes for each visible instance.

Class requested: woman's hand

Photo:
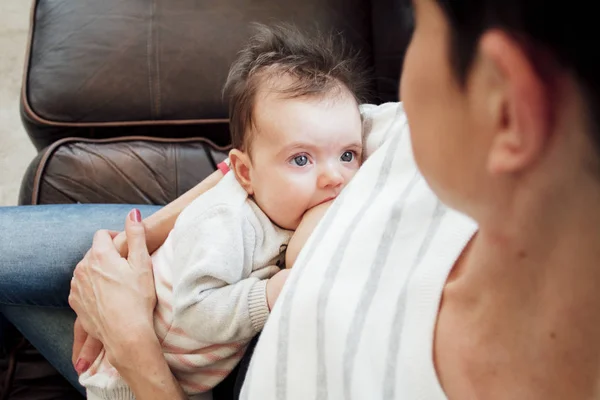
[69,209,157,366]
[69,209,187,399]
[71,230,128,374]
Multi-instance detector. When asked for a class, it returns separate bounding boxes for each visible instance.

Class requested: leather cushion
[19,137,229,206]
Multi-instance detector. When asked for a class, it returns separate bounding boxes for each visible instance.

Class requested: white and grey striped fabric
[240,102,477,399]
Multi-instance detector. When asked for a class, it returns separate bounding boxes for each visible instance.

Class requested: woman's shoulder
[360,102,408,159]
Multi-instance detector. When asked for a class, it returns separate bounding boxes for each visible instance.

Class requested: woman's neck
[442,176,600,399]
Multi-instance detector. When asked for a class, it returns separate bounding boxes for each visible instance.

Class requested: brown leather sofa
[19,0,413,207]
[4,0,413,397]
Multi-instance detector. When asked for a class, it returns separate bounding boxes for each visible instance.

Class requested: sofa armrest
[19,137,229,206]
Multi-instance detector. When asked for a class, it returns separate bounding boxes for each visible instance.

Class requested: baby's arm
[286,200,333,268]
[113,168,224,256]
[167,206,278,344]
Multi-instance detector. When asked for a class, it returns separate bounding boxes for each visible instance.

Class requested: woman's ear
[229,149,254,195]
[480,30,552,175]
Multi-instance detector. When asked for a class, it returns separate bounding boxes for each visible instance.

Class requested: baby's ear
[229,149,254,195]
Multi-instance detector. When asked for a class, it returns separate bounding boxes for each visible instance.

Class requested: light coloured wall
[0,0,35,206]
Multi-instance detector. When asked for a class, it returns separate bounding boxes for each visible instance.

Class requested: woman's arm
[113,169,224,256]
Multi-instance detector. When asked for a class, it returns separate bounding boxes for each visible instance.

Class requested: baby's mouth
[316,196,337,207]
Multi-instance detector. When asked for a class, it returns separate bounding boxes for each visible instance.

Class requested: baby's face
[247,87,363,230]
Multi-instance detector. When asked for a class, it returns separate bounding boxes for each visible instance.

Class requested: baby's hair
[223,23,369,151]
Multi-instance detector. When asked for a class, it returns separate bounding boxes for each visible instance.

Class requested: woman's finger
[91,229,123,266]
[113,231,128,257]
[72,318,87,368]
[125,209,151,270]
[75,335,104,375]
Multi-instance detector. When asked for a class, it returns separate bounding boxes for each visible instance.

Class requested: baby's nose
[318,167,344,189]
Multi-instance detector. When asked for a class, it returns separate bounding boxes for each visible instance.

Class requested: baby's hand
[266,269,291,310]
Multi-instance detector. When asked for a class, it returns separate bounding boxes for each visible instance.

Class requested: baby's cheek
[267,201,303,231]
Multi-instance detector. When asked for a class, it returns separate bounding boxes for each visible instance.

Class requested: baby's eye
[340,151,355,163]
[291,154,309,167]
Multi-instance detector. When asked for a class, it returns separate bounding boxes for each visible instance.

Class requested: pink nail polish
[75,358,90,374]
[129,209,142,223]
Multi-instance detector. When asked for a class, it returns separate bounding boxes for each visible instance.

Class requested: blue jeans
[0,204,161,394]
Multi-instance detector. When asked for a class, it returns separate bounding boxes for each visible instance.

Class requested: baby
[80,24,367,400]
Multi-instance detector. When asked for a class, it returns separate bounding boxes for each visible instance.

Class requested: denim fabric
[0,204,161,393]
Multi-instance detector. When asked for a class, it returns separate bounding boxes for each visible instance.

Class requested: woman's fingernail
[129,209,142,223]
[75,358,90,374]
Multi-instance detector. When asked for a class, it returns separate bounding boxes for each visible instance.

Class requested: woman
[5,0,600,398]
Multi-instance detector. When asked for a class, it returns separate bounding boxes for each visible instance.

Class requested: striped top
[240,102,478,399]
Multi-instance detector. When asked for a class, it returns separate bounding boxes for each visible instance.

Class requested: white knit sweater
[81,171,292,400]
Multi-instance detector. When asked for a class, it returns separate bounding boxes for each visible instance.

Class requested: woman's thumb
[125,209,150,268]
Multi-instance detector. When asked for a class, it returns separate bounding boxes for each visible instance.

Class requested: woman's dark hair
[434,0,600,150]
